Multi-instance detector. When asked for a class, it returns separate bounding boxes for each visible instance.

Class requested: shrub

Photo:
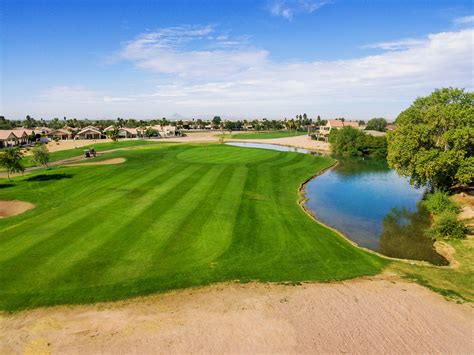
[423,191,460,215]
[329,127,387,158]
[428,212,467,239]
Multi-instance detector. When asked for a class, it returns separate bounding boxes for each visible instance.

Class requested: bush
[423,191,460,215]
[428,212,467,239]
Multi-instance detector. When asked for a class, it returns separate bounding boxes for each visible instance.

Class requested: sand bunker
[0,200,35,218]
[67,158,126,166]
[0,277,472,353]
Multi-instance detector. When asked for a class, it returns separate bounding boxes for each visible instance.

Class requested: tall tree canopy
[387,88,474,190]
[365,117,387,132]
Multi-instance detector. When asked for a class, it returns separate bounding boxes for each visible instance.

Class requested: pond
[226,142,447,265]
[305,158,447,265]
[225,142,313,154]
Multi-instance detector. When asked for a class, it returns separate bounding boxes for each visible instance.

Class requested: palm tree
[0,148,24,180]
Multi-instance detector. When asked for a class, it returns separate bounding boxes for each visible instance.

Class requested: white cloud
[110,26,474,118]
[269,0,333,20]
[39,86,103,104]
[454,15,474,25]
[120,26,268,79]
[363,38,425,51]
[30,26,473,119]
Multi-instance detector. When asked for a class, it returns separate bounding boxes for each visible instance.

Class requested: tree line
[0,114,327,131]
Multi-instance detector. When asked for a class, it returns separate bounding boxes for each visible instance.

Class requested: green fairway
[229,130,307,139]
[0,140,163,172]
[0,144,388,311]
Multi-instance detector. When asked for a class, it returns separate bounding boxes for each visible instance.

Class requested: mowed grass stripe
[59,164,213,287]
[0,161,174,262]
[187,166,248,264]
[0,162,190,290]
[19,164,203,292]
[102,165,229,281]
[150,165,239,270]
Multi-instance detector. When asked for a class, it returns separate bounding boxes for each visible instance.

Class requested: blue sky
[1,0,473,120]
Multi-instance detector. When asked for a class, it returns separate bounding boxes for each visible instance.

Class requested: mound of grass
[229,131,307,139]
[0,144,387,311]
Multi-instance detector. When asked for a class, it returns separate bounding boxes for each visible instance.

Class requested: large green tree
[387,88,474,190]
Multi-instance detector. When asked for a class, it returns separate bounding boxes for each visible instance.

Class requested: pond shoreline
[298,161,452,268]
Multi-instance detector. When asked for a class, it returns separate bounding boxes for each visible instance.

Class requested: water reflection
[378,204,448,265]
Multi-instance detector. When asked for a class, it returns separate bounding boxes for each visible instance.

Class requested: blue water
[306,165,423,248]
[305,159,447,265]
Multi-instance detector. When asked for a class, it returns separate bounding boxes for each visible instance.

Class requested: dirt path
[1,277,472,354]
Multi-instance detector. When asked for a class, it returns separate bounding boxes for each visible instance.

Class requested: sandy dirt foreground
[1,277,472,354]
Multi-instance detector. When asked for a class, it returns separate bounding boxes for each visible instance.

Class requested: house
[74,126,104,140]
[149,125,177,137]
[104,126,139,139]
[0,130,19,148]
[117,127,138,138]
[386,123,396,131]
[48,128,73,140]
[12,128,36,144]
[313,119,360,142]
[34,127,52,135]
[11,130,30,145]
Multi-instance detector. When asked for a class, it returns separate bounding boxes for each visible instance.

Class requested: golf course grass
[0,143,388,311]
[229,130,307,139]
[0,140,162,171]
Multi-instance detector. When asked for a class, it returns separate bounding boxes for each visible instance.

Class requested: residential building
[312,119,360,141]
[0,130,19,148]
[74,126,104,140]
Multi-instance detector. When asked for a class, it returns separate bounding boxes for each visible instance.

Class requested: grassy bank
[388,237,474,302]
[0,143,387,311]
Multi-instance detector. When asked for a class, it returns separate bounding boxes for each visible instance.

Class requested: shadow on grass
[0,183,15,189]
[26,173,74,182]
